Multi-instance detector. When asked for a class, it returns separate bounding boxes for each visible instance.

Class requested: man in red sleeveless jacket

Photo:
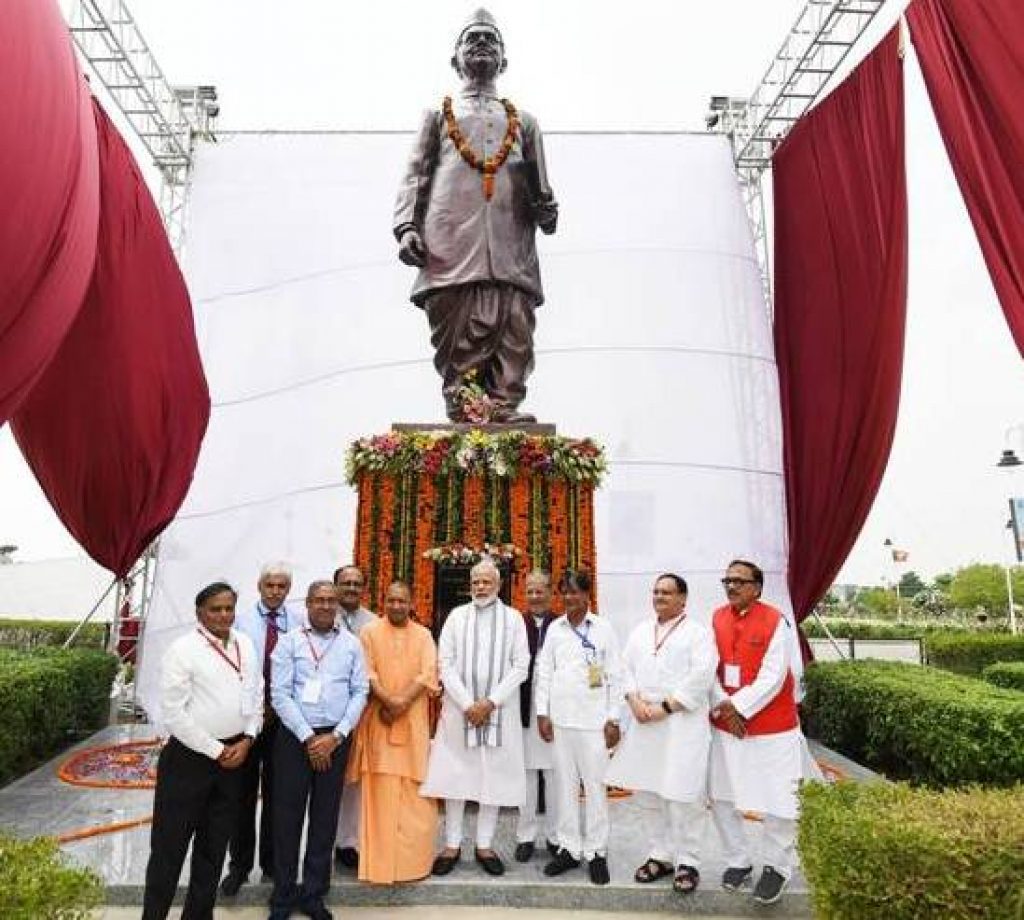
[708,559,816,906]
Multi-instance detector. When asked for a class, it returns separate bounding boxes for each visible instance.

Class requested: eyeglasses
[337,581,363,588]
[721,577,757,587]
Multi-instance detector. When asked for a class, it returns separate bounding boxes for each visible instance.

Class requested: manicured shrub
[802,660,1024,787]
[0,619,107,650]
[924,632,1024,676]
[0,833,102,919]
[983,660,1024,692]
[798,782,1024,920]
[0,649,118,787]
[803,618,1002,640]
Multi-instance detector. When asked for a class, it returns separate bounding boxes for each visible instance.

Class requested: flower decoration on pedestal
[423,542,521,566]
[345,429,607,485]
[456,369,495,424]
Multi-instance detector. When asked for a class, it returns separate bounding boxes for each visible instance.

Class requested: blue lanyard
[568,619,597,659]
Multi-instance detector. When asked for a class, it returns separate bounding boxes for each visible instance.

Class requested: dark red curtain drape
[12,101,210,578]
[908,0,1024,358]
[0,0,99,425]
[773,28,908,630]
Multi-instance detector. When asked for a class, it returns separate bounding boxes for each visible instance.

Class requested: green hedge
[804,619,1002,640]
[0,833,102,919]
[802,660,1024,787]
[798,782,1024,920]
[983,661,1024,692]
[924,632,1024,676]
[0,649,118,787]
[0,619,107,651]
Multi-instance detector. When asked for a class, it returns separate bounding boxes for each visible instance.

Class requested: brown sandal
[634,859,674,883]
[673,864,700,893]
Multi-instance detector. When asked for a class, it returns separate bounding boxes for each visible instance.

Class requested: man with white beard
[605,573,718,895]
[420,558,529,876]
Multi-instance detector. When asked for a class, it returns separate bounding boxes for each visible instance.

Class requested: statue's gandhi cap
[456,8,503,47]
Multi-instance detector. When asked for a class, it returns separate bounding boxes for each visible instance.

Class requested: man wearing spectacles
[708,559,818,907]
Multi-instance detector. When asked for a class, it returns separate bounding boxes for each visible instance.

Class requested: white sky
[3,0,1023,587]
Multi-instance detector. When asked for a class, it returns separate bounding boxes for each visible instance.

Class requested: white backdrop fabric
[138,130,791,718]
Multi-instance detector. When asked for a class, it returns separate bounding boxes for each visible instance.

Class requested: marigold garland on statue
[345,430,607,485]
[442,95,519,200]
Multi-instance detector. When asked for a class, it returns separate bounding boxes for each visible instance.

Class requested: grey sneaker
[721,865,753,891]
[752,866,788,905]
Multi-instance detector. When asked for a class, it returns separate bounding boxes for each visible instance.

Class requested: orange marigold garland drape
[352,468,596,627]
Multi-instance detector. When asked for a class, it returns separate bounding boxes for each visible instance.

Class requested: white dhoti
[638,791,705,869]
[335,778,361,849]
[708,727,822,877]
[517,714,557,844]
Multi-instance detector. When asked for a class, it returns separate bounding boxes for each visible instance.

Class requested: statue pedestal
[346,428,605,631]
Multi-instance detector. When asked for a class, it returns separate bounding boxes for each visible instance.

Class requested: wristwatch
[661,700,673,715]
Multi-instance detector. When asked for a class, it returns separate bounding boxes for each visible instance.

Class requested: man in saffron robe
[346,581,438,883]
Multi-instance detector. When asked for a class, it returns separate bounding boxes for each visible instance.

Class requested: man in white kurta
[331,565,377,871]
[420,559,529,876]
[606,573,718,893]
[515,570,558,861]
[708,559,822,907]
[535,569,623,885]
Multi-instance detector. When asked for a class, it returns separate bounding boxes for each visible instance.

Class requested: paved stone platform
[0,725,870,917]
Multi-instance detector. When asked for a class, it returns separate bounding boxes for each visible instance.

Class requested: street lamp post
[995,441,1021,635]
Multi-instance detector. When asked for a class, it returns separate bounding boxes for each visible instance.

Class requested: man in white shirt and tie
[222,562,297,896]
[142,582,262,920]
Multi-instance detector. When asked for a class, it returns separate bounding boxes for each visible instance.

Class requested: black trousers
[141,737,246,920]
[226,716,278,877]
[271,727,348,913]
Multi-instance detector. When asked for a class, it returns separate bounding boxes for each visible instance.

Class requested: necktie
[264,613,280,707]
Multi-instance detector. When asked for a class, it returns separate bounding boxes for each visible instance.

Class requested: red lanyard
[653,613,685,655]
[198,629,242,679]
[303,628,338,669]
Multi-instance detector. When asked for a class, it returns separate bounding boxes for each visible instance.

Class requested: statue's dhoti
[424,282,537,420]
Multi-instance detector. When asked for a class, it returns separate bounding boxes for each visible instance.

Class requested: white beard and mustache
[472,592,498,609]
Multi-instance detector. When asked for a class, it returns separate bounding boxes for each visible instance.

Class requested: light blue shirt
[270,625,368,743]
[234,601,303,665]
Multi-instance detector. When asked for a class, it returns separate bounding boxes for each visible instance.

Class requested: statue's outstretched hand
[398,229,427,267]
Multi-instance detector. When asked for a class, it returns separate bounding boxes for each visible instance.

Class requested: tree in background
[899,570,926,598]
[947,563,1024,620]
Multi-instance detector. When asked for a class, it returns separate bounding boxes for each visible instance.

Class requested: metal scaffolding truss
[708,0,888,306]
[64,0,219,249]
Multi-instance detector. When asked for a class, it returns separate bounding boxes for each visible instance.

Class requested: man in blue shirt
[222,562,299,896]
[270,580,369,920]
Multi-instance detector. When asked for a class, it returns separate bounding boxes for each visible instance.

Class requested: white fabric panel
[138,130,790,720]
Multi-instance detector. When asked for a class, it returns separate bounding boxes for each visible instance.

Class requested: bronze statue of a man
[394,8,558,424]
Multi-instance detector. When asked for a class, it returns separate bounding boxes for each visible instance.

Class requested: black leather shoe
[432,851,461,876]
[334,845,359,869]
[219,870,246,896]
[721,864,753,891]
[514,841,535,862]
[752,865,788,905]
[299,899,333,920]
[588,854,610,886]
[475,849,505,876]
[543,848,581,876]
